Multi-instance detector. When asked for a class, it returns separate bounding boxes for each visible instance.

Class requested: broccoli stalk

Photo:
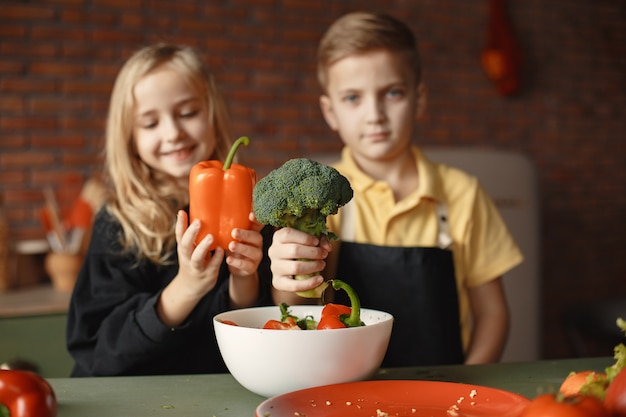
[253,158,353,297]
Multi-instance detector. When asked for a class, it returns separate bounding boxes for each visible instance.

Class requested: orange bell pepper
[189,136,257,250]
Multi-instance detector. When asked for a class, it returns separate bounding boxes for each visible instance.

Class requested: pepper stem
[223,136,250,170]
[331,279,364,327]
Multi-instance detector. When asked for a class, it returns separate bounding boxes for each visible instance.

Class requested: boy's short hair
[317,11,422,91]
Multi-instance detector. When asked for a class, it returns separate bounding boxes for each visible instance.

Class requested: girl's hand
[268,227,331,292]
[157,210,225,328]
[226,212,263,308]
[175,210,225,297]
[226,212,264,279]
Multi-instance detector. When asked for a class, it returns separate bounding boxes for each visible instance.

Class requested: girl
[66,44,271,376]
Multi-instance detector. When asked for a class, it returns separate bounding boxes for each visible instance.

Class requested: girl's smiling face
[132,65,216,182]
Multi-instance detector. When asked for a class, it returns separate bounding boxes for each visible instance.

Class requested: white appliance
[423,147,541,362]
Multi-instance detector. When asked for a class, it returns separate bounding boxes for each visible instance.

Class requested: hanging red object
[481,0,523,96]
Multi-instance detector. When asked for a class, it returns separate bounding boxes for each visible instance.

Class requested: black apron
[333,201,465,367]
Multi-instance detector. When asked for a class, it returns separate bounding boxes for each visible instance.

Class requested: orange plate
[255,380,529,417]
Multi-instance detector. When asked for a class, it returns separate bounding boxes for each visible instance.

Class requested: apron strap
[340,198,453,249]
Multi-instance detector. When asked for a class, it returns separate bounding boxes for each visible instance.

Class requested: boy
[269,12,523,367]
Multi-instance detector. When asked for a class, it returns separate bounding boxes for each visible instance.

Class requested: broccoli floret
[253,158,353,238]
[253,158,353,298]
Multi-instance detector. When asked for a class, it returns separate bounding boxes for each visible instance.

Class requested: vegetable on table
[605,367,626,416]
[520,393,609,417]
[560,371,608,398]
[556,317,626,416]
[252,158,353,297]
[0,370,57,417]
[189,136,257,251]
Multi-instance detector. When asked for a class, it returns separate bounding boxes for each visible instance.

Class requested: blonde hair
[317,11,422,91]
[104,43,232,264]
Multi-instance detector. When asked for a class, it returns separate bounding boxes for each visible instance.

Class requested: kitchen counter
[0,285,73,377]
[0,284,70,318]
[47,356,612,417]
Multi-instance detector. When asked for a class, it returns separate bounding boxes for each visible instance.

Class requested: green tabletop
[48,357,612,417]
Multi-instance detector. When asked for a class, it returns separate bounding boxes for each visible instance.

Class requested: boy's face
[320,49,425,164]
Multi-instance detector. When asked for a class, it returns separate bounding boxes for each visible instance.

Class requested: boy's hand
[226,212,264,279]
[268,227,331,292]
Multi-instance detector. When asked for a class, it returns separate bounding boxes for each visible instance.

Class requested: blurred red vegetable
[560,371,608,397]
[605,367,626,417]
[520,393,608,417]
[0,370,57,417]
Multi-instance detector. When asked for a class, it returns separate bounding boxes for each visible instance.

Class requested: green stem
[223,136,250,170]
[331,279,363,327]
[295,269,329,298]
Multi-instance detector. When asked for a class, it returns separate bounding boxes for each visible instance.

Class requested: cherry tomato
[605,368,626,417]
[520,394,609,417]
[560,371,606,397]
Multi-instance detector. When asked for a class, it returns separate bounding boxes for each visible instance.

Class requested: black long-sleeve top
[66,208,273,377]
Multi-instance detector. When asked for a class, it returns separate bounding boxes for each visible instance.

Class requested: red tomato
[219,320,239,326]
[560,371,606,397]
[520,394,609,417]
[262,317,301,330]
[605,368,626,417]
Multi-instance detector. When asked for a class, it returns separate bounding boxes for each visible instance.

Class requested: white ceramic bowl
[213,305,393,398]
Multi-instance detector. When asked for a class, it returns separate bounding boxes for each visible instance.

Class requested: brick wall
[1,1,625,359]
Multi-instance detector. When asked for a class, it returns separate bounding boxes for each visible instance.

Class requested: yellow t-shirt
[327,146,524,347]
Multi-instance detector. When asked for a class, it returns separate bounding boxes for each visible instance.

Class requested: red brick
[0,152,55,167]
[90,29,144,43]
[144,0,198,15]
[30,61,87,77]
[0,59,27,74]
[0,24,27,38]
[59,117,105,131]
[203,5,247,21]
[61,80,112,95]
[92,0,141,10]
[0,4,55,20]
[60,44,118,60]
[31,135,86,149]
[0,79,57,94]
[119,14,171,30]
[0,170,27,185]
[0,96,25,113]
[0,42,58,58]
[61,9,117,25]
[27,97,87,113]
[0,116,58,130]
[31,26,90,42]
